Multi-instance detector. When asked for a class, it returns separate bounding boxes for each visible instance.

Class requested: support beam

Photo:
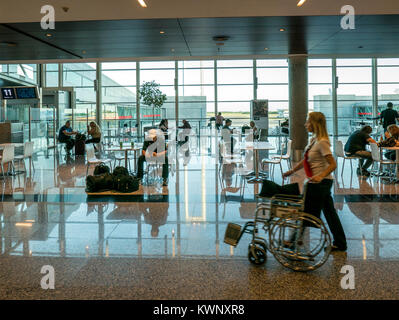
[289,55,308,162]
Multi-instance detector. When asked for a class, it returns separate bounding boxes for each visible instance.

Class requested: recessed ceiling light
[160,31,165,34]
[358,46,363,49]
[264,47,269,51]
[279,28,285,32]
[138,0,147,7]
[46,33,52,37]
[297,0,306,6]
[82,50,86,54]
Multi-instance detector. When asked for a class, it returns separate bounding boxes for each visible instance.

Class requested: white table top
[0,143,24,148]
[239,141,274,150]
[105,144,143,152]
[382,146,399,150]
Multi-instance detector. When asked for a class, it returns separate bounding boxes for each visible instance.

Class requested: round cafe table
[382,146,399,179]
[105,143,143,169]
[239,141,275,183]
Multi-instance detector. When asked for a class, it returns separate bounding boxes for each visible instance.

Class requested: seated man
[137,129,169,186]
[58,120,77,155]
[85,121,102,144]
[344,125,376,176]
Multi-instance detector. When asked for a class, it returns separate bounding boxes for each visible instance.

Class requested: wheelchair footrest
[224,223,242,246]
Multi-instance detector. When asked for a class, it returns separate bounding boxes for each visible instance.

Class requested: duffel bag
[113,175,140,193]
[86,173,114,192]
[94,163,111,175]
[113,166,129,177]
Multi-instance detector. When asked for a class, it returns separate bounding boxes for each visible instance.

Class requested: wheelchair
[224,184,332,272]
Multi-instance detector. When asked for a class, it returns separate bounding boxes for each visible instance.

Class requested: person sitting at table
[137,129,169,186]
[58,120,77,155]
[159,119,169,140]
[249,121,259,140]
[221,119,236,154]
[382,124,399,161]
[215,112,224,131]
[344,125,377,176]
[85,121,102,145]
[178,119,191,156]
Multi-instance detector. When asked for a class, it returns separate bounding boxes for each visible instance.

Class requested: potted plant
[138,81,167,126]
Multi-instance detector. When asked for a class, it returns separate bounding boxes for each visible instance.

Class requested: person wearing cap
[137,129,169,186]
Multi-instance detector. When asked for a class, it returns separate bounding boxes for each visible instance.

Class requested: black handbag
[86,173,114,192]
[112,166,129,177]
[93,163,111,175]
[113,175,140,193]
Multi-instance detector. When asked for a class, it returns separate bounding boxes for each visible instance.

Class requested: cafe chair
[272,139,292,170]
[261,143,284,181]
[370,143,398,182]
[86,144,112,175]
[335,140,361,176]
[14,141,35,174]
[0,145,15,178]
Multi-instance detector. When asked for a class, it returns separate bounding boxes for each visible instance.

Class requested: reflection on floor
[1,146,399,299]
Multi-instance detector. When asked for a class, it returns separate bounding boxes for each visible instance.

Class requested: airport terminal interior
[1,0,399,299]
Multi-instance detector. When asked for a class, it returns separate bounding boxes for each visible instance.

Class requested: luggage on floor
[86,173,114,192]
[113,175,140,193]
[94,163,111,175]
[112,166,129,177]
[75,140,86,156]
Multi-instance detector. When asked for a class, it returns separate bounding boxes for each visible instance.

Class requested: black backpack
[93,163,111,175]
[86,173,114,192]
[113,175,140,193]
[75,133,86,141]
[112,166,129,177]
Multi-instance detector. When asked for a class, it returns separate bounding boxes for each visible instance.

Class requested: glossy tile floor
[1,141,399,299]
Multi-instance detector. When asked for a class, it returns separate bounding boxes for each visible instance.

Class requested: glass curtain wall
[217,60,253,128]
[45,64,59,87]
[63,63,97,132]
[256,59,289,137]
[308,59,333,137]
[377,58,399,125]
[178,60,214,133]
[0,64,38,84]
[101,62,137,145]
[139,61,176,131]
[336,59,373,144]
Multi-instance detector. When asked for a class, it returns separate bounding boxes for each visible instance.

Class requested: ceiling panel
[0,14,398,61]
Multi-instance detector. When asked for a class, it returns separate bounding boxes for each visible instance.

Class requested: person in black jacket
[369,102,399,132]
[344,126,376,176]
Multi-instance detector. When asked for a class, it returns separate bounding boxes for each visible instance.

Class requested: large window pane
[337,67,372,83]
[257,85,288,101]
[257,68,288,84]
[217,68,252,84]
[218,85,253,101]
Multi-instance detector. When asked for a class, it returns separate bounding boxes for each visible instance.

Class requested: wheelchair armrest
[271,194,303,201]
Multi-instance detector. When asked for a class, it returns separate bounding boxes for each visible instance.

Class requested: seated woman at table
[382,124,399,160]
[85,121,102,144]
[137,129,169,186]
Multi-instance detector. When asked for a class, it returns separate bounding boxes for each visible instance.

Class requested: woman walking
[283,112,347,252]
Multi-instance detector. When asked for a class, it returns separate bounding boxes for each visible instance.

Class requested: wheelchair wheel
[248,241,267,266]
[268,212,331,272]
